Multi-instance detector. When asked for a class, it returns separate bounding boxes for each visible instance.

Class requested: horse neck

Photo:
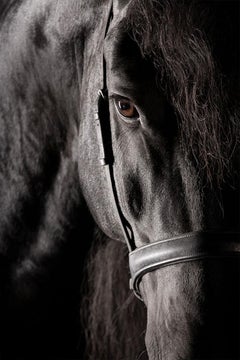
[0,0,89,268]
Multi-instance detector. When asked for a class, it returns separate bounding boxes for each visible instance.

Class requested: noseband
[93,2,240,301]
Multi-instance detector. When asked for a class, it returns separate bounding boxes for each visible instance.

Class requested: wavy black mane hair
[82,1,239,359]
[82,231,147,360]
[126,0,239,185]
[0,0,19,23]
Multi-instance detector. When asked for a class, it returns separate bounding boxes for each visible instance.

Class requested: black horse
[0,0,239,359]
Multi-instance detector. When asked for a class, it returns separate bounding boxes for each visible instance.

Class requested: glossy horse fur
[0,0,239,359]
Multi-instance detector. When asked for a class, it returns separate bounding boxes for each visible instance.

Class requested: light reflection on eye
[115,97,139,120]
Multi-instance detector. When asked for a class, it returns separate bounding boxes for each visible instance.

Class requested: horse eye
[115,98,139,119]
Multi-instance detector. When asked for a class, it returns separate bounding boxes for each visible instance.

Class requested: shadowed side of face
[104,16,240,360]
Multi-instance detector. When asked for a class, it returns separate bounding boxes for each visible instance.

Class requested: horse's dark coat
[0,0,239,359]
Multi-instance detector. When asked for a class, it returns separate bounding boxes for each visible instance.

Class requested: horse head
[78,0,240,359]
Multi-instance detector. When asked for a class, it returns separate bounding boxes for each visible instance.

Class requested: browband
[129,231,240,300]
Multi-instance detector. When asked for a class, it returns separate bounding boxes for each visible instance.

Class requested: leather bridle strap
[95,0,135,251]
[129,231,240,300]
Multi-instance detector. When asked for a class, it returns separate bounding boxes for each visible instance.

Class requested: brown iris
[116,98,138,119]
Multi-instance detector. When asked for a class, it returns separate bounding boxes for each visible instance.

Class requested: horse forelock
[125,0,239,186]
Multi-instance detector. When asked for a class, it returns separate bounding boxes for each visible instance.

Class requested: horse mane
[81,229,147,360]
[0,0,20,23]
[126,0,240,186]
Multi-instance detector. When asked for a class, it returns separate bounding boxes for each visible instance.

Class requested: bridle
[93,1,240,301]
